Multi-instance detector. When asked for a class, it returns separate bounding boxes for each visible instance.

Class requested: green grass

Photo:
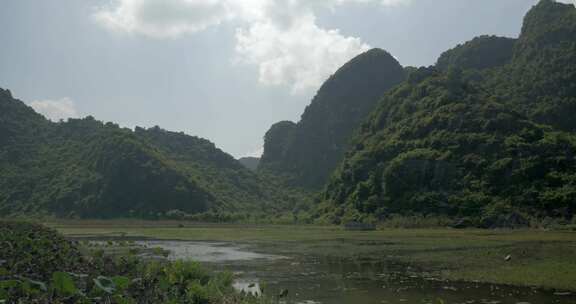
[45,219,576,291]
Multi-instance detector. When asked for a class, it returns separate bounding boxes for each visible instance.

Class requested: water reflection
[138,240,574,304]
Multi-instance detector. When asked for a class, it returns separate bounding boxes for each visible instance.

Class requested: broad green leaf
[23,278,47,294]
[0,280,20,301]
[93,276,116,294]
[157,277,171,291]
[112,276,130,291]
[0,280,21,290]
[52,271,78,296]
[113,295,136,304]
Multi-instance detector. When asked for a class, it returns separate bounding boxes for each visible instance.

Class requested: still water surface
[137,240,574,304]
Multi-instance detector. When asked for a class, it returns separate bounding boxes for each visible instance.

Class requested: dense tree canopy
[0,91,298,218]
[320,0,576,225]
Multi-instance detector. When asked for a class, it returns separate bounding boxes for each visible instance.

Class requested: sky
[0,0,574,158]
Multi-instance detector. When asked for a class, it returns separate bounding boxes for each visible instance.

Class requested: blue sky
[1,0,570,157]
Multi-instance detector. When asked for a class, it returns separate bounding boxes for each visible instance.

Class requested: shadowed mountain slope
[320,0,576,225]
[259,49,406,189]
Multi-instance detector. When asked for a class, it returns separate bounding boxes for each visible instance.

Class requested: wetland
[50,220,576,304]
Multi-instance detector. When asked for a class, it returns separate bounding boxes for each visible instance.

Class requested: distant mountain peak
[436,35,516,71]
[517,0,576,52]
[259,49,406,189]
[0,88,12,99]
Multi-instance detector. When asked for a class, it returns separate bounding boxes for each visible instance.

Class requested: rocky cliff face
[259,48,406,189]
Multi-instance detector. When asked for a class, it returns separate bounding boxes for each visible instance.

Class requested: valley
[1,1,576,303]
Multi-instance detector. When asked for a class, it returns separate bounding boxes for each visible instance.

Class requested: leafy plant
[52,272,78,296]
[0,221,270,303]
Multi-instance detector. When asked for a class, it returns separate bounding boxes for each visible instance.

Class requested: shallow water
[137,240,575,304]
[137,240,284,262]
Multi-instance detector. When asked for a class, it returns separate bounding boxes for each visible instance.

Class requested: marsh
[55,221,576,304]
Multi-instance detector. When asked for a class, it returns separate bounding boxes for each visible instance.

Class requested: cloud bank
[29,98,79,122]
[95,0,407,92]
[234,2,371,93]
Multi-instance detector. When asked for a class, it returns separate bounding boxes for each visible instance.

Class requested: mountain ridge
[0,90,295,218]
[258,48,406,189]
[318,0,576,225]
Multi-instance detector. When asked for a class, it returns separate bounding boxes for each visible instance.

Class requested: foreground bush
[0,221,263,304]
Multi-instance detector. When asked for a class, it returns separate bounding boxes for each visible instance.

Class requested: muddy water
[137,240,575,304]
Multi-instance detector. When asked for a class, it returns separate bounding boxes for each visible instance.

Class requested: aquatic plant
[0,221,270,304]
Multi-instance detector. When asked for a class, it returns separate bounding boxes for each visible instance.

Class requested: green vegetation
[320,0,576,226]
[4,1,576,302]
[436,35,516,71]
[2,1,575,227]
[0,89,306,219]
[0,221,267,303]
[48,220,576,291]
[259,48,406,189]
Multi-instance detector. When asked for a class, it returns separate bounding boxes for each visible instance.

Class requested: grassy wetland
[2,220,576,303]
[49,220,576,293]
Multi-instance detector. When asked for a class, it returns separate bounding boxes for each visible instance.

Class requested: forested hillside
[319,0,576,225]
[2,0,574,225]
[0,90,295,218]
[259,49,406,189]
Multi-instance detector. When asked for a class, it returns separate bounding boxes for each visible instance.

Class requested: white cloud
[29,98,79,122]
[95,0,407,91]
[94,0,232,38]
[380,0,411,6]
[229,0,369,92]
[235,12,370,93]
